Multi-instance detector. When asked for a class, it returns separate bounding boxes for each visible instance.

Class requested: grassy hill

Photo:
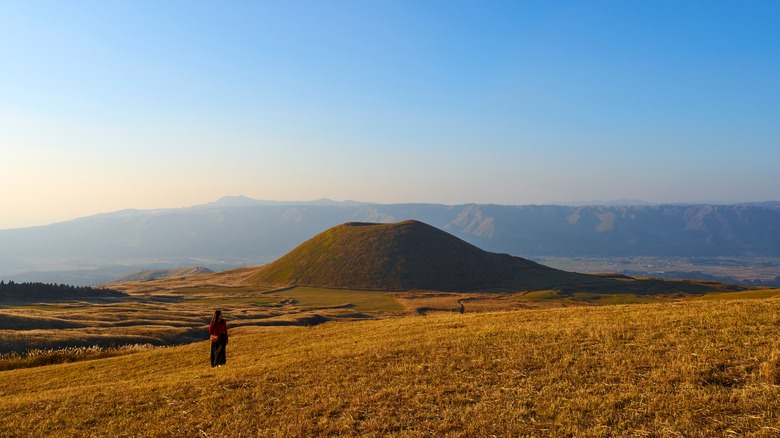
[2,298,780,436]
[240,220,673,292]
[243,219,564,291]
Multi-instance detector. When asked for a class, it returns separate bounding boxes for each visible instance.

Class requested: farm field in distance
[536,255,780,284]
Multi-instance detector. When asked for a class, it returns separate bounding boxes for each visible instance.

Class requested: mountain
[2,198,780,283]
[194,196,370,209]
[736,201,780,208]
[243,220,591,291]
[554,199,658,206]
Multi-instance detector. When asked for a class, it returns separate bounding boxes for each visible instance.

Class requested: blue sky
[1,1,778,229]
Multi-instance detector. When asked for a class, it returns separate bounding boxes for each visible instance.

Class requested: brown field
[2,297,780,436]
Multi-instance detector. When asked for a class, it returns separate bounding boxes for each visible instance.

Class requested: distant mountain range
[1,197,779,284]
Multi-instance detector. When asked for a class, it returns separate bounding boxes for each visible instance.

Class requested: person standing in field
[209,310,228,367]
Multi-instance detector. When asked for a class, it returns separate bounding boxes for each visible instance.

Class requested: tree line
[0,281,126,300]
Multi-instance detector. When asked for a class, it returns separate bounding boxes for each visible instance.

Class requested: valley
[538,255,780,286]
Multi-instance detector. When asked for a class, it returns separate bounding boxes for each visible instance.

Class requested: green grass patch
[517,289,659,305]
[184,296,279,305]
[568,292,660,305]
[276,287,403,312]
[174,286,274,295]
[173,286,278,305]
[515,290,562,301]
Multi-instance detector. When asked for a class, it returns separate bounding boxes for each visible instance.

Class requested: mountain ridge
[2,200,780,284]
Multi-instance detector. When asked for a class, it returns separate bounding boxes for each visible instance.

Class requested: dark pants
[211,335,227,367]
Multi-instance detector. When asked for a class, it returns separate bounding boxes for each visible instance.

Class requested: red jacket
[209,319,228,341]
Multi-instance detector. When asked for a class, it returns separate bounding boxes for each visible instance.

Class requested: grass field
[4,282,776,357]
[278,287,404,312]
[518,289,662,305]
[0,286,405,356]
[2,298,780,436]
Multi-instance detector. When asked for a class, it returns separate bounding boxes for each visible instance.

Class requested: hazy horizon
[2,1,779,230]
[2,194,779,231]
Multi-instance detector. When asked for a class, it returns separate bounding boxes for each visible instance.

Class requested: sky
[1,1,779,229]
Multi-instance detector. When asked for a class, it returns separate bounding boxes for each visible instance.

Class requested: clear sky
[1,1,778,229]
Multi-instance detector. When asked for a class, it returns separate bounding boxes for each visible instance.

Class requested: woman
[209,310,228,367]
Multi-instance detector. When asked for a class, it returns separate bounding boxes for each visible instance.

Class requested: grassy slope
[2,299,780,436]
[243,220,596,291]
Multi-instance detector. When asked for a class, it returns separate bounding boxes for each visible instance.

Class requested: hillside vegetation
[2,298,780,436]
[245,220,590,291]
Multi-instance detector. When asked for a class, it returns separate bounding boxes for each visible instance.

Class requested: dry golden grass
[394,291,554,315]
[0,344,159,371]
[0,302,208,353]
[2,298,780,436]
[0,286,402,355]
[700,289,780,301]
[5,283,777,357]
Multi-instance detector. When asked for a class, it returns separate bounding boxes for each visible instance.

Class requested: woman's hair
[211,310,222,324]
